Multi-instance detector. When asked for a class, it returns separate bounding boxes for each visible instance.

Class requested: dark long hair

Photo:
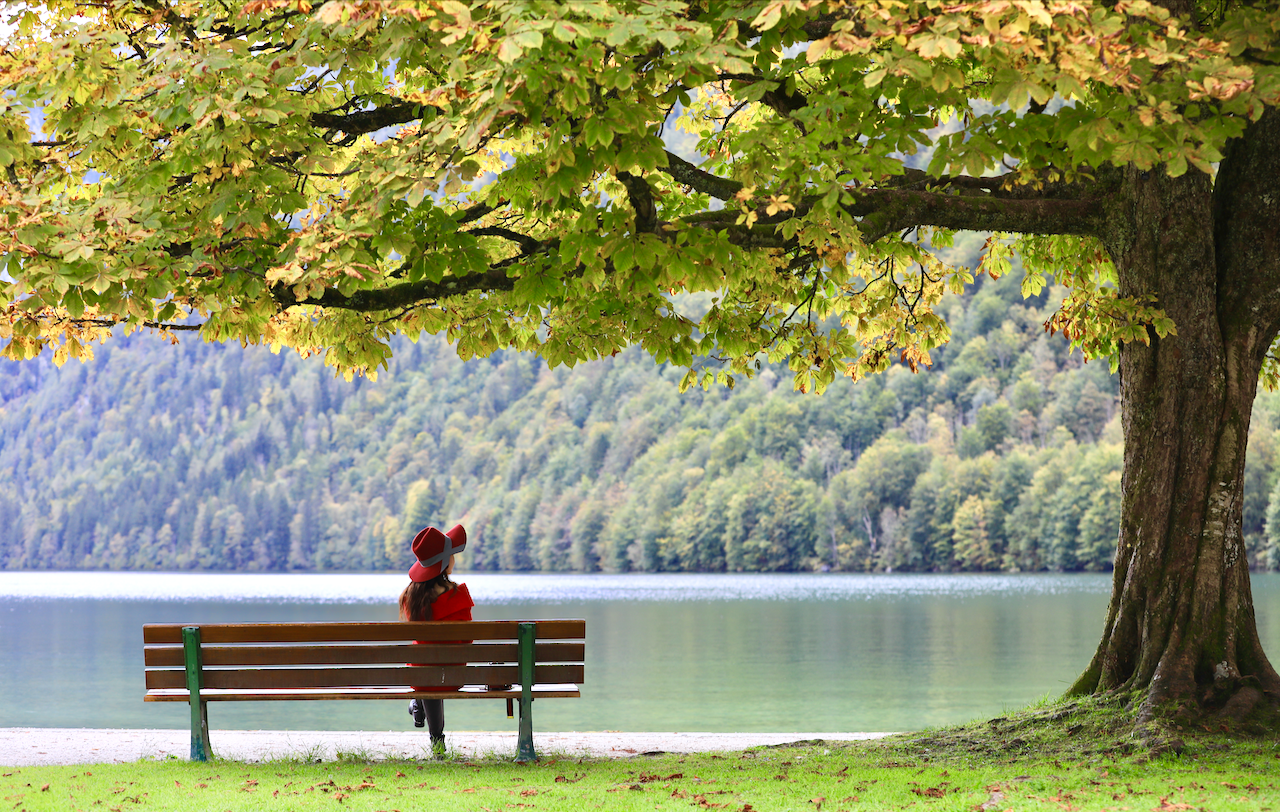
[399,573,458,621]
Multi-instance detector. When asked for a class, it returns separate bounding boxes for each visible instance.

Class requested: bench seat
[143,684,583,701]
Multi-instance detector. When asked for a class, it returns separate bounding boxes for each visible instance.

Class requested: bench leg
[515,622,536,762]
[183,626,213,761]
[190,697,212,762]
[516,697,535,762]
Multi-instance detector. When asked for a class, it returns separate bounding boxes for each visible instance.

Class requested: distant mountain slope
[4,270,1279,573]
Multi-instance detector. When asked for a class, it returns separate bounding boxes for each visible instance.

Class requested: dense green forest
[4,257,1280,574]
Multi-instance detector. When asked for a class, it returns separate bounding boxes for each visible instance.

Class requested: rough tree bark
[1069,108,1280,722]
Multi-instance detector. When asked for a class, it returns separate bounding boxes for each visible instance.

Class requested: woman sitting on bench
[399,523,473,758]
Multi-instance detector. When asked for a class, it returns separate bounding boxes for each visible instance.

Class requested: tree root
[1131,682,1280,749]
[1212,686,1262,723]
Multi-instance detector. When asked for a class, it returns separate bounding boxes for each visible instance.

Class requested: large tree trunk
[1069,111,1280,722]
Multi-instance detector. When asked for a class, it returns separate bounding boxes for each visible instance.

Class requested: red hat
[408,524,467,582]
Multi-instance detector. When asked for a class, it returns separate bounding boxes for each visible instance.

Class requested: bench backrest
[143,620,585,692]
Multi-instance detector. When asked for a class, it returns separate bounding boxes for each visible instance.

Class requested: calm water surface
[3,572,1279,732]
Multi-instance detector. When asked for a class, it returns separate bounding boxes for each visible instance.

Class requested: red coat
[411,583,474,692]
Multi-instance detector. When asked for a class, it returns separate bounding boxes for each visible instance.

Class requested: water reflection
[1,571,1114,603]
[2,572,1277,733]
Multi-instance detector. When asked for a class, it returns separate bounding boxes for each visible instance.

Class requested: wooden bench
[143,619,586,762]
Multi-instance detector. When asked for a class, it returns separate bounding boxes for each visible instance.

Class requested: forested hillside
[4,266,1280,574]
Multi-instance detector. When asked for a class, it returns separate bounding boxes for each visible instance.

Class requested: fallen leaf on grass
[911,787,946,798]
[519,789,538,797]
[395,771,406,778]
[554,773,585,783]
[976,791,1004,811]
[809,796,826,809]
[1155,799,1194,811]
[41,784,50,792]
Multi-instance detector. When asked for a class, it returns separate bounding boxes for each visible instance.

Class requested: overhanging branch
[275,266,517,312]
[660,152,744,200]
[310,102,422,139]
[849,188,1106,242]
[616,170,658,232]
[678,185,1105,243]
[270,181,1103,315]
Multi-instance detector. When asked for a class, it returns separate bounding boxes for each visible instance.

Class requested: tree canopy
[7,0,1280,722]
[2,0,1275,383]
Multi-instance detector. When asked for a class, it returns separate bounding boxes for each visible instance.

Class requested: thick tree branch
[682,186,1106,243]
[275,266,517,312]
[616,170,658,232]
[883,168,1009,194]
[456,200,499,225]
[850,188,1106,242]
[660,151,744,199]
[467,226,542,253]
[72,318,202,331]
[309,102,421,139]
[277,230,559,312]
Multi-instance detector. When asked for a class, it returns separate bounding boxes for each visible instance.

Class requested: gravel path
[0,729,892,766]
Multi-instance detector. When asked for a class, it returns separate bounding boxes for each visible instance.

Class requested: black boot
[408,699,426,728]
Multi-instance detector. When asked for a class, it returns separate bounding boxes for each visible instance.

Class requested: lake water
[3,572,1280,733]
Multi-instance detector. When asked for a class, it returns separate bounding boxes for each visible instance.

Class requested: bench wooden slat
[143,620,586,644]
[143,642,585,667]
[144,685,582,702]
[145,664,584,691]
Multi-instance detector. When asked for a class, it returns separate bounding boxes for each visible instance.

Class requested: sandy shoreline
[0,729,893,766]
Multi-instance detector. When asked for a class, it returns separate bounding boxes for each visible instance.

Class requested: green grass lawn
[5,698,1279,811]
